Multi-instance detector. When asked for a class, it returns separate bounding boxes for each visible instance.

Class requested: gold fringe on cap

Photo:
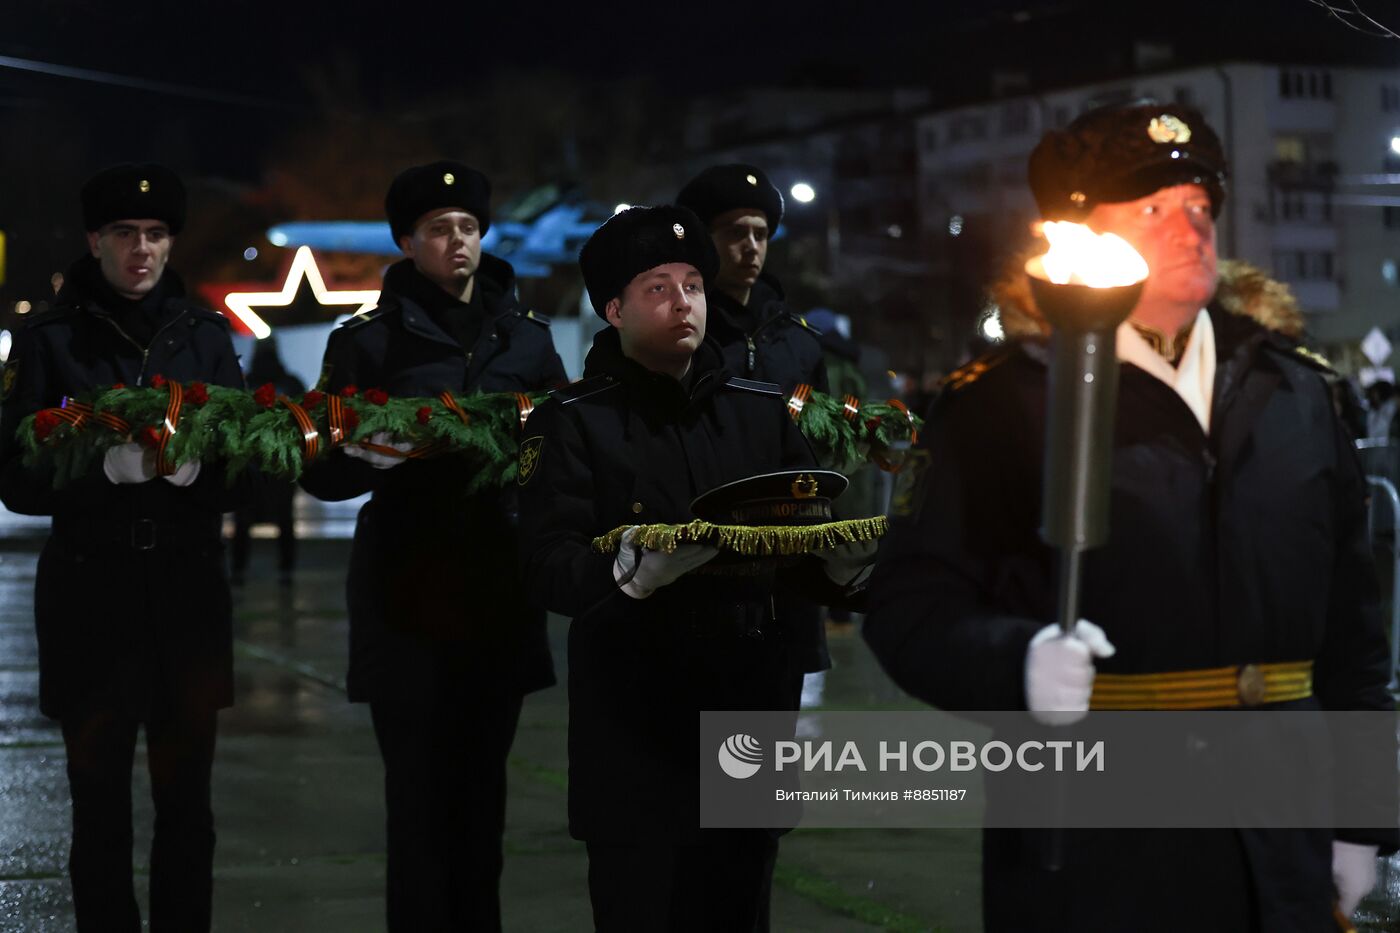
[591,516,888,557]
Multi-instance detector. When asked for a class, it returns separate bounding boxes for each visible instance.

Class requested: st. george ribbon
[1025,222,1148,635]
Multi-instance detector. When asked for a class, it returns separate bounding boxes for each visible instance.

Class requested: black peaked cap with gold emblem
[579,205,719,319]
[385,160,491,242]
[81,163,186,234]
[690,469,850,527]
[1028,101,1227,221]
[677,163,785,231]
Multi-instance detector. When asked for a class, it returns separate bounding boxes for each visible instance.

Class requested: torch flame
[1030,221,1149,288]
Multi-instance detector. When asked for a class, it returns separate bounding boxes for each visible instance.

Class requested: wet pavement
[1,499,1399,931]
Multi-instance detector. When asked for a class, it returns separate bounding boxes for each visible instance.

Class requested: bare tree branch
[1305,0,1400,38]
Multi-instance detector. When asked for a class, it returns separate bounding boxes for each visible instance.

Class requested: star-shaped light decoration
[224,246,380,339]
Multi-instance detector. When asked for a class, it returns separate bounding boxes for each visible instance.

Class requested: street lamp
[790,182,816,204]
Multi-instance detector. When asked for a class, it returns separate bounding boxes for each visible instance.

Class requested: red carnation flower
[301,390,324,408]
[340,385,359,397]
[253,382,277,408]
[137,426,162,448]
[34,410,61,441]
[150,374,167,388]
[416,406,432,425]
[363,387,388,406]
[342,408,360,430]
[111,382,126,390]
[186,382,209,405]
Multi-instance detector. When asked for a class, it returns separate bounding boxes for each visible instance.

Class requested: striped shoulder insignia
[524,309,552,327]
[342,307,387,330]
[939,347,1012,394]
[1290,345,1335,373]
[552,375,619,405]
[723,376,783,397]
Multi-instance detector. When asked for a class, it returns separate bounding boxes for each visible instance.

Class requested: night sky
[0,0,1396,302]
[7,0,1395,112]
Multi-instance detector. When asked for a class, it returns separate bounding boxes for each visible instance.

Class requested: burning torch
[1026,222,1148,634]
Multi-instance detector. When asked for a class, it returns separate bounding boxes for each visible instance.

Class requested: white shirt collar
[1115,308,1215,434]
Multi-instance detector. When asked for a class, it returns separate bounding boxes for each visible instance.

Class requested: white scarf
[1115,308,1216,434]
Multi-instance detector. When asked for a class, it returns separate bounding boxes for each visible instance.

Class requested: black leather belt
[53,517,218,553]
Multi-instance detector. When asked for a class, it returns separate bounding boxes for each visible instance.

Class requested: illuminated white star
[223,246,380,339]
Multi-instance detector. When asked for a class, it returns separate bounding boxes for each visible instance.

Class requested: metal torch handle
[1041,327,1121,633]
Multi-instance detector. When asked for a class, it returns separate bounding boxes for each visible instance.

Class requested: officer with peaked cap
[0,163,247,932]
[519,205,872,931]
[864,101,1397,931]
[300,160,566,931]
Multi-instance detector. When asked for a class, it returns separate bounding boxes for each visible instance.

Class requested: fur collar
[990,257,1304,341]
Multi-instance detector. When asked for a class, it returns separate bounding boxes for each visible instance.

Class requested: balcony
[1267,160,1339,191]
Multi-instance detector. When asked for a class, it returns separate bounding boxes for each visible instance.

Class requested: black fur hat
[579,206,718,319]
[386,161,491,243]
[81,163,186,234]
[677,163,785,231]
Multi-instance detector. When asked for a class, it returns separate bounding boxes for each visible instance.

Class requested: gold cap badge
[745,174,758,185]
[791,473,819,498]
[138,179,151,193]
[1147,115,1192,145]
[443,172,455,185]
[672,222,685,239]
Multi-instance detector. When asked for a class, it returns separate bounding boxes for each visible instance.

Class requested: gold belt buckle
[1236,663,1267,706]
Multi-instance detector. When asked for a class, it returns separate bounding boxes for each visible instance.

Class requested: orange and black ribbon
[842,395,861,422]
[515,393,535,432]
[886,398,918,446]
[869,399,919,474]
[278,395,320,461]
[48,399,132,436]
[438,391,471,426]
[787,383,813,422]
[155,381,184,476]
[325,395,350,446]
[357,439,446,461]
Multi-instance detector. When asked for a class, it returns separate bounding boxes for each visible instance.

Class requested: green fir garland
[17,381,920,491]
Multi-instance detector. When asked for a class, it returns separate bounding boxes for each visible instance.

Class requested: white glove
[163,459,201,487]
[1024,620,1116,725]
[1333,840,1379,917]
[342,431,413,470]
[103,442,157,484]
[816,537,880,589]
[612,526,719,599]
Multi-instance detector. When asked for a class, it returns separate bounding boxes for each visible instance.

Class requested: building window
[1053,105,1071,128]
[1383,260,1398,286]
[1275,136,1306,163]
[1274,250,1335,281]
[1173,85,1195,106]
[948,114,987,143]
[1000,101,1032,136]
[1280,69,1335,100]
